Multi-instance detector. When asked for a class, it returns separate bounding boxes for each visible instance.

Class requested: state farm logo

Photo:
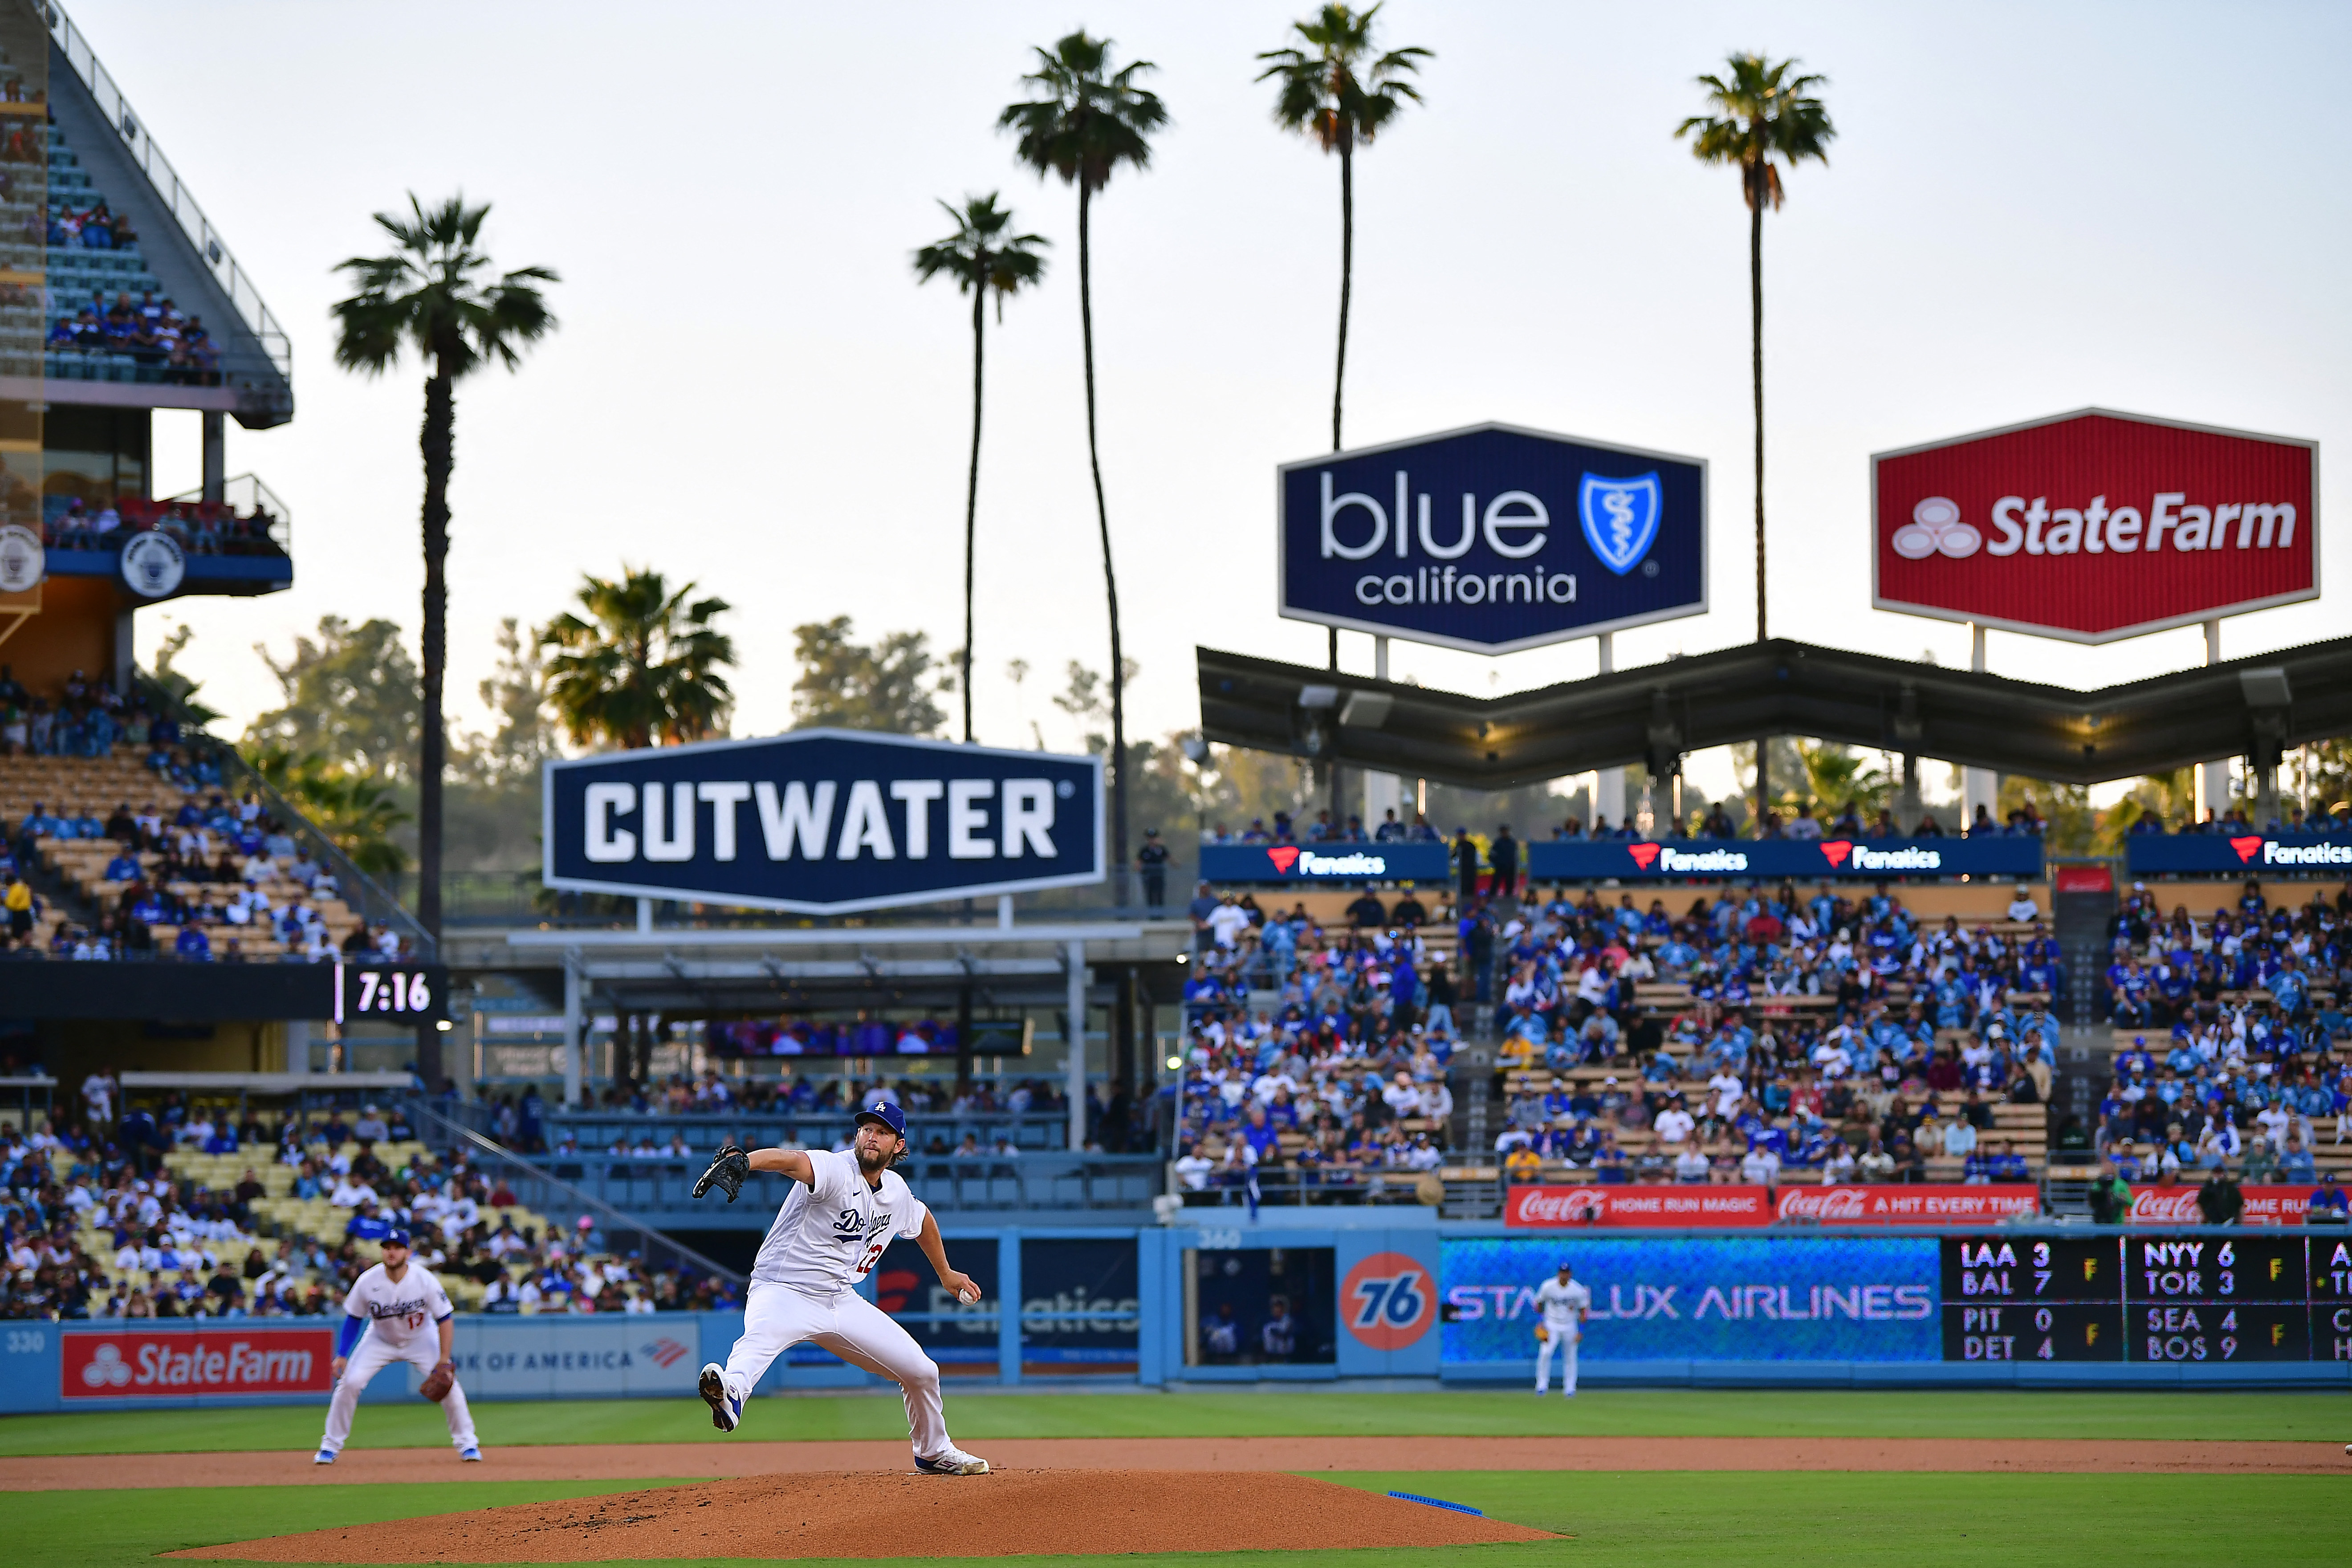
[1628,843,1661,871]
[2230,836,2263,864]
[1510,1187,1609,1225]
[80,1343,132,1389]
[1776,1186,1869,1221]
[1891,497,1980,559]
[2128,1189,2202,1224]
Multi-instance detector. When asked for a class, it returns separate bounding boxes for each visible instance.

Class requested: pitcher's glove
[1534,1325,1550,1344]
[419,1361,455,1403]
[694,1144,752,1203]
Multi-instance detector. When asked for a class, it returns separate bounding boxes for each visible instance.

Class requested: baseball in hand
[959,1286,981,1305]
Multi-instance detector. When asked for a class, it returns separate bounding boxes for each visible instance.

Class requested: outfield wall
[4,1223,2348,1412]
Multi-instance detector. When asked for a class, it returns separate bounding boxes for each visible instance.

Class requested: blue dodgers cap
[383,1226,412,1247]
[855,1102,907,1138]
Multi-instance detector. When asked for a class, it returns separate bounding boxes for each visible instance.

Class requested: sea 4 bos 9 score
[1278,424,1706,654]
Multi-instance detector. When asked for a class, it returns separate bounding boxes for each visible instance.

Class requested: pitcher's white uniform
[712,1148,958,1461]
[1534,1273,1591,1396]
[320,1262,477,1455]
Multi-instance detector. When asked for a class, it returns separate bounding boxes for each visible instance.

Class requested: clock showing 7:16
[332,963,449,1024]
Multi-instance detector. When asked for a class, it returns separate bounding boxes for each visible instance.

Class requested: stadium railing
[499,1146,1162,1218]
[494,1108,1078,1157]
[407,1099,745,1283]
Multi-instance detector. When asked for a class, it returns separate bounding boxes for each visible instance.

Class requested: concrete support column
[1065,939,1088,1153]
[1594,632,1624,832]
[1361,635,1401,831]
[635,897,653,933]
[286,1020,311,1075]
[2196,620,2230,823]
[562,949,585,1108]
[1961,624,1997,832]
[111,608,134,693]
[201,411,225,503]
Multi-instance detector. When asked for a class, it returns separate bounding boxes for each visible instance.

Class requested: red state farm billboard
[61,1327,332,1400]
[1873,408,2317,643]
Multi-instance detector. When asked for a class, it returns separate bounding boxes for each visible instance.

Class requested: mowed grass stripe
[0,1388,2336,1456]
[7,1472,2343,1568]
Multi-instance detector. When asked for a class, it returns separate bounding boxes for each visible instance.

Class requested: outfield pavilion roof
[1194,635,2352,791]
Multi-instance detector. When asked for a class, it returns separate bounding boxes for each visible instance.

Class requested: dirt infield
[168,1470,1556,1561]
[8,1434,2348,1491]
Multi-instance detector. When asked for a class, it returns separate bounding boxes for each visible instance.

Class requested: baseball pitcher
[315,1226,479,1463]
[692,1103,990,1474]
[1534,1259,1591,1398]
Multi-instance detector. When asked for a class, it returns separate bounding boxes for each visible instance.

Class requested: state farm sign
[61,1326,332,1399]
[1872,408,2317,643]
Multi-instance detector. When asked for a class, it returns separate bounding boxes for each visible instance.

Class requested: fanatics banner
[1525,836,2043,883]
[1198,842,1453,884]
[2123,832,2352,876]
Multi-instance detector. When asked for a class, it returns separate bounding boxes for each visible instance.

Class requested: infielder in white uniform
[1534,1259,1591,1397]
[692,1102,990,1475]
[315,1226,480,1462]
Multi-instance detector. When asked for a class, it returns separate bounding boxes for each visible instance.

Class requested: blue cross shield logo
[1578,472,1661,576]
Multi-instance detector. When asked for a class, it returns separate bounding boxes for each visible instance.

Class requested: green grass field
[6,1391,2340,1568]
[6,1472,2343,1568]
[0,1387,2336,1455]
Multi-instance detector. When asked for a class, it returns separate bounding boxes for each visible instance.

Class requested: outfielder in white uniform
[315,1227,480,1462]
[1534,1260,1591,1398]
[693,1103,991,1475]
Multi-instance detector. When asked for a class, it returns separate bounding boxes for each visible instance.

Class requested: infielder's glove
[419,1361,455,1403]
[694,1144,752,1203]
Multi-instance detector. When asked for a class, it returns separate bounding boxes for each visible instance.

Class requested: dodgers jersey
[342,1262,454,1348]
[753,1148,928,1294]
[1536,1276,1591,1331]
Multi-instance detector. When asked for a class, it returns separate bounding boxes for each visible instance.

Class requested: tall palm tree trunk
[962,279,985,745]
[1747,186,1768,830]
[415,363,452,1091]
[1333,133,1354,452]
[1077,179,1130,904]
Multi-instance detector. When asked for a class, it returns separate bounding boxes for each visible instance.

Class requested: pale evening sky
[78,0,2349,804]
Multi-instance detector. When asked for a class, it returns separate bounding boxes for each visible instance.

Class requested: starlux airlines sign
[1872,408,2317,643]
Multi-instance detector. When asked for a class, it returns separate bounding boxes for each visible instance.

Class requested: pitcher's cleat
[313,1449,336,1465]
[914,1447,991,1476]
[460,1446,482,1462]
[699,1364,741,1433]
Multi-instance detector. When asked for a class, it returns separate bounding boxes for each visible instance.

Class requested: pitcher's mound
[171,1469,1554,1562]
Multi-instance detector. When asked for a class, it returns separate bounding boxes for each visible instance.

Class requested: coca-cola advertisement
[1872,409,2316,643]
[1505,1185,1771,1229]
[2127,1185,2313,1226]
[1776,1186,2041,1225]
[61,1327,333,1400]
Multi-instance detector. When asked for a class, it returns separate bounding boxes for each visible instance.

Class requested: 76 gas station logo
[1341,1251,1434,1351]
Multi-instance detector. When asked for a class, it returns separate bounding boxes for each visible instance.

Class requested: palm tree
[334,193,553,1091]
[1677,54,1832,827]
[912,195,1049,745]
[1001,30,1167,901]
[1257,4,1429,451]
[252,746,413,880]
[540,569,735,751]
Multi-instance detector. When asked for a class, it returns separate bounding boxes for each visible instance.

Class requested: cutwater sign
[1278,422,1706,653]
[543,731,1103,913]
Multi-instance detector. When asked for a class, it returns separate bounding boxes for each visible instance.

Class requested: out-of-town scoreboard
[1942,1233,2352,1364]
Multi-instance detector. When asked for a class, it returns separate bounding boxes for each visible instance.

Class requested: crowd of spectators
[2088,880,2352,1185]
[1174,889,1461,1196]
[2124,800,2352,837]
[1,669,403,962]
[45,287,223,386]
[1480,880,2060,1185]
[48,195,136,251]
[0,1084,739,1320]
[43,491,282,556]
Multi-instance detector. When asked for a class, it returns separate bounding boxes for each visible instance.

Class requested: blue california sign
[542,731,1103,913]
[1278,422,1707,653]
